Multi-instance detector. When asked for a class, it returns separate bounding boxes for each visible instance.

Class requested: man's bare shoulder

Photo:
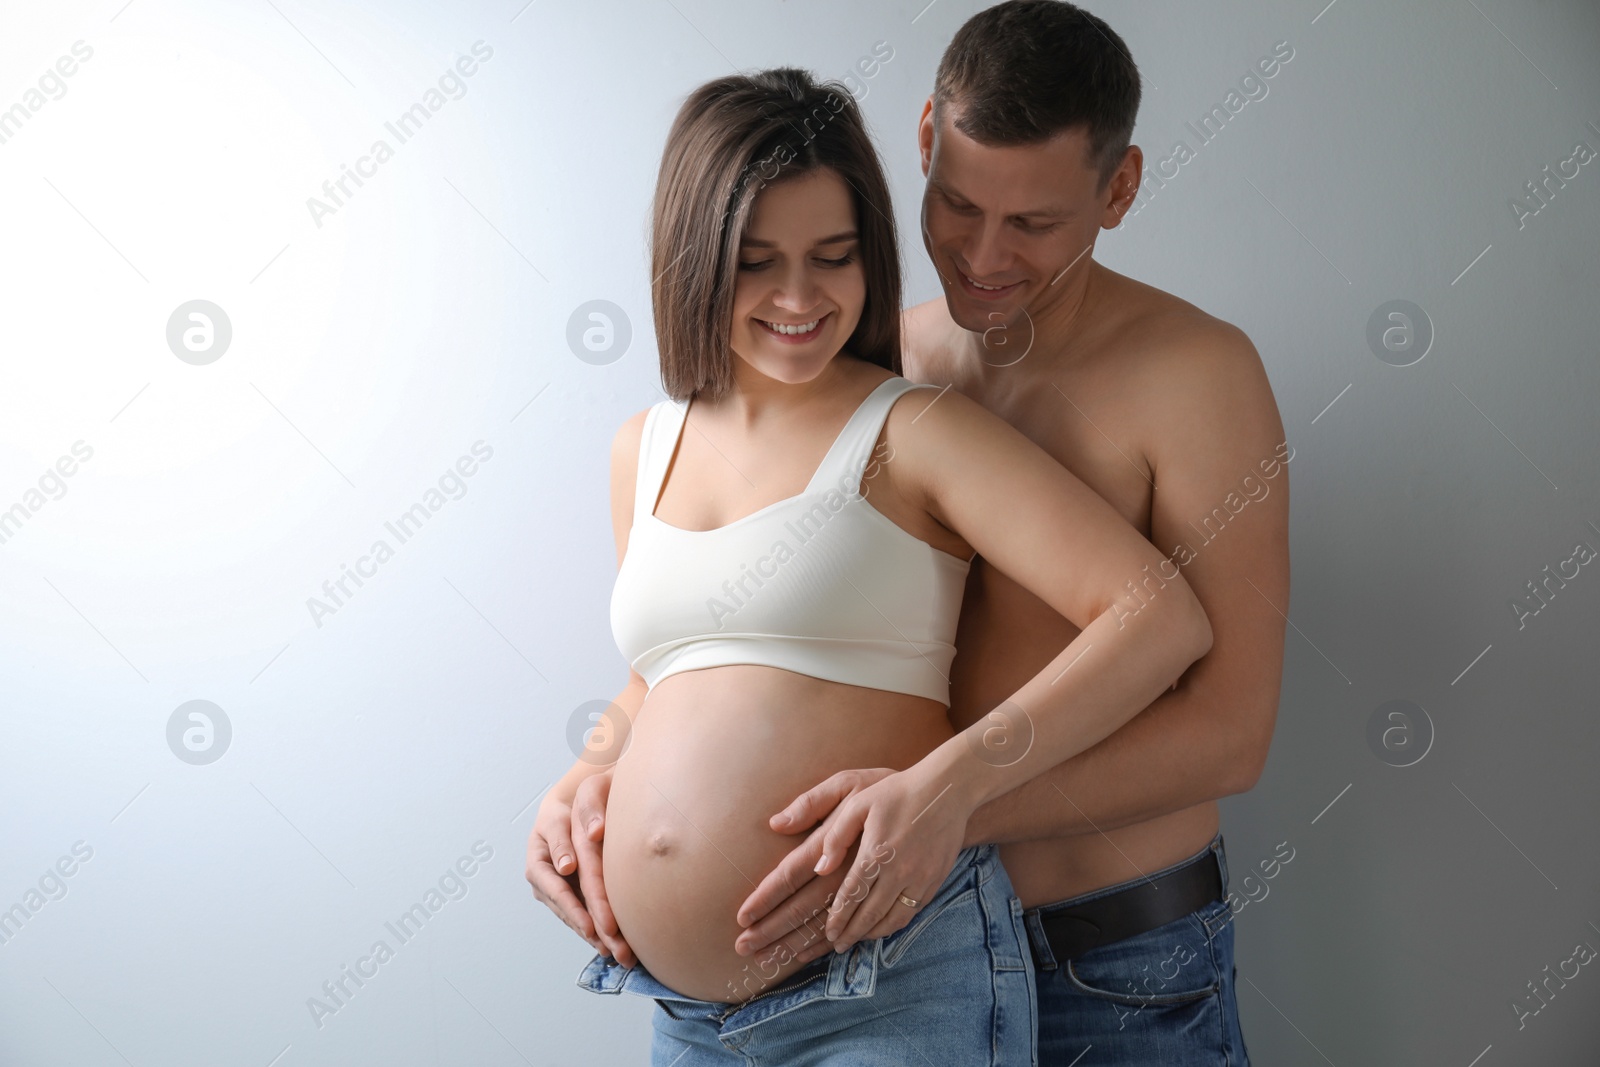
[1100,268,1231,343]
[1125,316,1283,486]
[1104,274,1268,394]
[901,296,960,384]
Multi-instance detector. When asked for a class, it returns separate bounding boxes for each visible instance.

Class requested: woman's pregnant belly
[603,664,956,1003]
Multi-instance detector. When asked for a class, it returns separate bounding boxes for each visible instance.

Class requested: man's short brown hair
[933,0,1142,191]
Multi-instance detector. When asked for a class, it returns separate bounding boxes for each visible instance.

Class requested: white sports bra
[609,376,973,705]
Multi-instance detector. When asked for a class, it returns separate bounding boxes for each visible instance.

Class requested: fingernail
[556,856,574,873]
[814,853,828,873]
[772,813,788,827]
[587,818,601,835]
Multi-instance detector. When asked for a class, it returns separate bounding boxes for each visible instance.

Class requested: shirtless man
[530,3,1288,1061]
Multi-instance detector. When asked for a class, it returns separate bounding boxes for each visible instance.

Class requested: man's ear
[917,97,935,177]
[1100,144,1143,229]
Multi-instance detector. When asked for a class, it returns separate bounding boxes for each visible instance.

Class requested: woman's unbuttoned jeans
[576,843,1038,1066]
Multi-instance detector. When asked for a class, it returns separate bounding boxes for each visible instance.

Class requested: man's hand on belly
[525,769,636,967]
[733,872,840,967]
[571,770,636,968]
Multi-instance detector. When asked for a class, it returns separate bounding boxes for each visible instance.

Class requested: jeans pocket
[879,883,977,969]
[1063,910,1221,1006]
[1200,895,1237,942]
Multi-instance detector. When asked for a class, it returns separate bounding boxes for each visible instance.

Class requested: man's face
[918,100,1134,334]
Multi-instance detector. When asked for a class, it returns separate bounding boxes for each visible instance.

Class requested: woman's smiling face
[729,167,866,384]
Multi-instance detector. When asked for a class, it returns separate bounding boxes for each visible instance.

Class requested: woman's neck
[711,353,860,429]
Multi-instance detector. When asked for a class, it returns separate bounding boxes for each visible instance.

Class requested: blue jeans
[576,843,1038,1066]
[1022,831,1252,1065]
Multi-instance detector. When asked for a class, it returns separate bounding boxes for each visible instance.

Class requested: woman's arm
[524,407,653,966]
[806,386,1213,947]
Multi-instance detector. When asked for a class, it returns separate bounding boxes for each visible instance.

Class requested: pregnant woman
[530,69,1213,1065]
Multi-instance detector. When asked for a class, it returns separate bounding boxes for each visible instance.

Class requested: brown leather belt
[1033,848,1225,966]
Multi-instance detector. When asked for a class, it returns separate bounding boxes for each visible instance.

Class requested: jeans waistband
[1020,831,1229,971]
[1024,831,1229,918]
[575,843,1002,1030]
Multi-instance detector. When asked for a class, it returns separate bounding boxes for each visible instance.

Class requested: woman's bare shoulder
[884,381,1007,441]
[610,406,656,473]
[609,405,657,497]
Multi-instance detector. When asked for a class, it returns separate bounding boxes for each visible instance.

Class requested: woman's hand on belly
[745,763,975,954]
[734,767,896,958]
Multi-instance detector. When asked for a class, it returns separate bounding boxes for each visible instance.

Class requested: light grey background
[1,0,1596,1064]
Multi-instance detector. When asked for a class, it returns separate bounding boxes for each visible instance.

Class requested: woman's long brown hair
[650,68,903,402]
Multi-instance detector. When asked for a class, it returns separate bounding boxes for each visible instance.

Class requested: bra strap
[634,398,688,520]
[804,377,931,497]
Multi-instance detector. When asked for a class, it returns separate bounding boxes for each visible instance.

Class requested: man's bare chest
[959,369,1155,538]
